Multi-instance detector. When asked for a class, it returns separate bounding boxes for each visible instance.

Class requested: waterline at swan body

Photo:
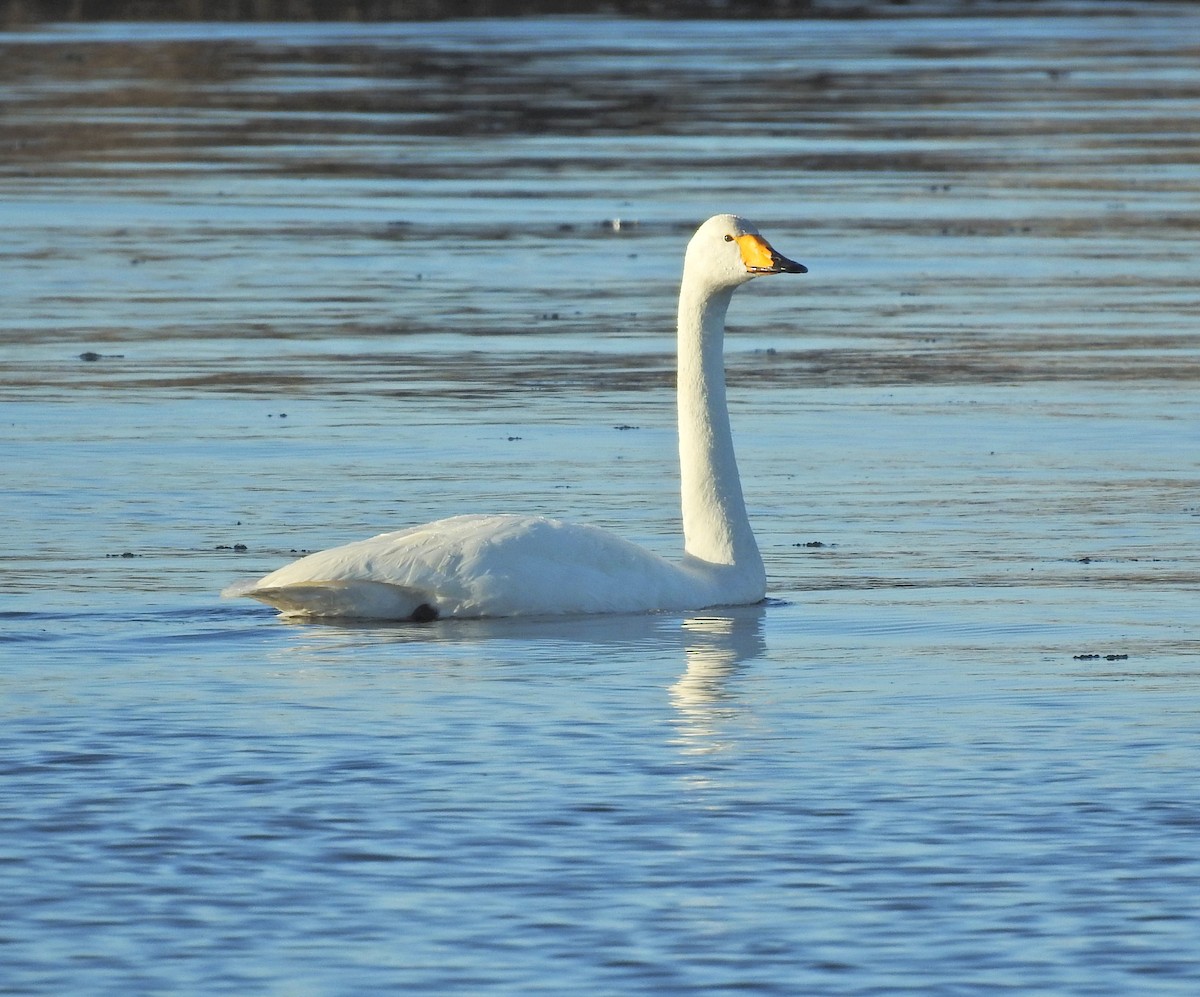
[227,215,805,620]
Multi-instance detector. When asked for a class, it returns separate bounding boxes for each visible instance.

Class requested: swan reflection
[669,605,766,757]
[259,602,769,772]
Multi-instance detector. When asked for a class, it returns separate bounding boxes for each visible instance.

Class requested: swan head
[685,214,807,291]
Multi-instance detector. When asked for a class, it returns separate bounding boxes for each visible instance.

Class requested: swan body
[228,215,805,620]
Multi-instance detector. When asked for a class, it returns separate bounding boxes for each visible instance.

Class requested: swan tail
[225,579,440,622]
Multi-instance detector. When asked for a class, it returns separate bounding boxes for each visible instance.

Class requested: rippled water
[3,8,1199,995]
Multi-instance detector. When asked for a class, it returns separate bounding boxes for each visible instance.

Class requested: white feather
[225,215,804,620]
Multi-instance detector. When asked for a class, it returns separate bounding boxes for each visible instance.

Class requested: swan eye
[724,234,734,242]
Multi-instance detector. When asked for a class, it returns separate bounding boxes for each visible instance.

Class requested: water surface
[2,9,1199,995]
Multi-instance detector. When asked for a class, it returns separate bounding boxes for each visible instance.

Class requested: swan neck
[676,275,763,582]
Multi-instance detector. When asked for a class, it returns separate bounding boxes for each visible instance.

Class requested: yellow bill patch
[734,233,778,272]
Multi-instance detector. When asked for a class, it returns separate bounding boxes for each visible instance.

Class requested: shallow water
[2,8,1199,995]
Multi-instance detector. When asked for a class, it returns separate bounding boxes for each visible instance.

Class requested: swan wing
[230,513,706,620]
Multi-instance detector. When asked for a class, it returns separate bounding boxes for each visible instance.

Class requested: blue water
[3,8,1199,994]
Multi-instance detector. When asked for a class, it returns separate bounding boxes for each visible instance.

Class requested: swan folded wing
[236,515,481,619]
[235,513,704,619]
[242,580,434,619]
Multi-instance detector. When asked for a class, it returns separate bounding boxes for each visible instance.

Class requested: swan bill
[735,233,807,275]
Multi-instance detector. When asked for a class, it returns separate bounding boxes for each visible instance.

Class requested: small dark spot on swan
[411,603,439,623]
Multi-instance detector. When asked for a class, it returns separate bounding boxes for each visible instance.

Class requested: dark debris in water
[1073,653,1130,661]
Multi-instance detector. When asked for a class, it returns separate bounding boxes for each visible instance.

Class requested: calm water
[3,8,1199,994]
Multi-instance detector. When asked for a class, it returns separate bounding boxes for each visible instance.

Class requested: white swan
[227,214,805,620]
